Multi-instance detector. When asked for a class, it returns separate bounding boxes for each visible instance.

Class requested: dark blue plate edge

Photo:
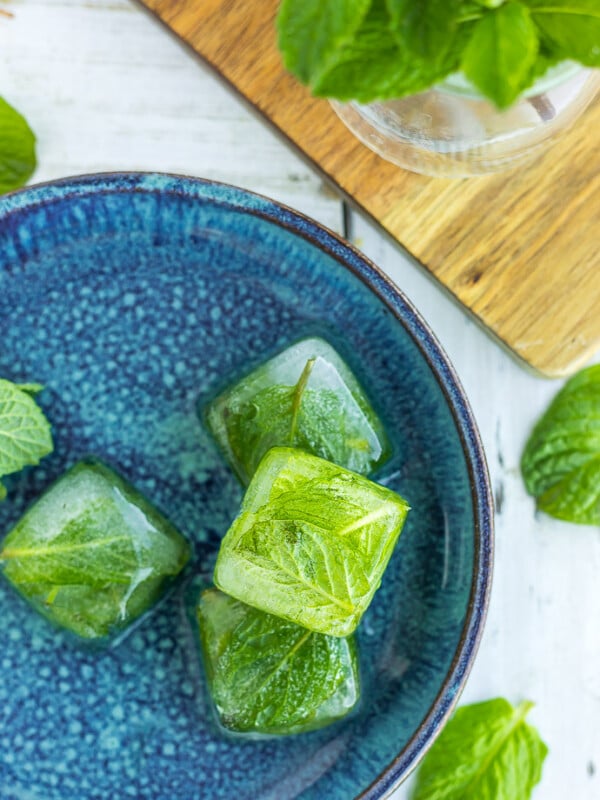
[0,172,494,799]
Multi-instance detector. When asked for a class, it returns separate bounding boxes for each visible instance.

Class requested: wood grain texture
[138,0,600,377]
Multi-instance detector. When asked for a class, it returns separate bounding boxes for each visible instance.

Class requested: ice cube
[205,337,390,484]
[197,588,360,735]
[0,459,190,640]
[214,447,409,637]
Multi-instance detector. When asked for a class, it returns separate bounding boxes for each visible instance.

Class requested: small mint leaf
[521,364,600,525]
[412,698,548,799]
[0,379,53,485]
[0,97,37,194]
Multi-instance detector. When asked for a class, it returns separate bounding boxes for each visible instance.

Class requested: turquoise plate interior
[0,174,493,800]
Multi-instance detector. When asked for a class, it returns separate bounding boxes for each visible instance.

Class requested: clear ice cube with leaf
[214,447,409,637]
[197,588,360,735]
[205,337,390,484]
[0,459,190,640]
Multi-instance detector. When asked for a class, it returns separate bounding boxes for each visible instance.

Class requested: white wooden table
[1,2,599,798]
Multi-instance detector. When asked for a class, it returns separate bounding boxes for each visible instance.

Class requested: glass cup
[331,63,599,178]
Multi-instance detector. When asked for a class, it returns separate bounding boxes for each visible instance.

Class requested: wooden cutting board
[138,0,600,377]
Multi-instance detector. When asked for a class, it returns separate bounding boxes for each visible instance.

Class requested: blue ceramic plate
[0,174,493,800]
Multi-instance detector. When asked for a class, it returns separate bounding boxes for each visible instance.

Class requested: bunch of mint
[277,0,600,109]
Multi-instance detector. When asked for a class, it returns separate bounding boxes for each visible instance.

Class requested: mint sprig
[521,364,600,525]
[277,0,597,108]
[0,97,37,193]
[0,379,53,498]
[412,698,548,799]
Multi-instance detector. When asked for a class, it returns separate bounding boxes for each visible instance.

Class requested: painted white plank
[0,0,343,232]
[350,213,600,800]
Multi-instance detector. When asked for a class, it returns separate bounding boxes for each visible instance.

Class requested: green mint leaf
[311,0,414,101]
[264,473,404,565]
[236,513,372,619]
[0,97,37,194]
[296,387,383,470]
[387,0,462,60]
[14,577,167,640]
[197,589,360,735]
[1,501,165,586]
[313,0,461,101]
[214,447,409,637]
[276,0,595,105]
[521,364,600,525]
[525,0,600,66]
[0,460,190,639]
[459,1,489,16]
[461,2,539,107]
[529,49,563,80]
[0,379,53,490]
[412,698,548,799]
[277,0,371,84]
[220,384,297,479]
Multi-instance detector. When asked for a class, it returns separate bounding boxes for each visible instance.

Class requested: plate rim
[0,171,494,799]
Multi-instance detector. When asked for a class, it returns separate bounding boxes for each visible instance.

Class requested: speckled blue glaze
[0,174,493,800]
